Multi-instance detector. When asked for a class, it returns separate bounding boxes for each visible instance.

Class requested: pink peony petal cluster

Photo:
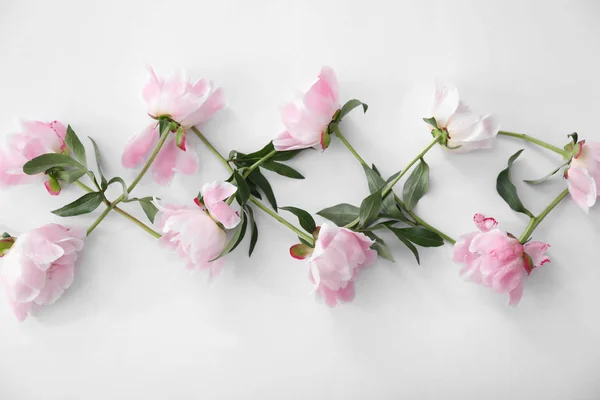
[0,120,67,195]
[566,140,600,213]
[154,189,240,276]
[143,66,225,128]
[122,124,199,186]
[0,224,85,321]
[273,67,340,151]
[198,181,241,229]
[429,82,500,151]
[453,214,550,306]
[306,222,377,307]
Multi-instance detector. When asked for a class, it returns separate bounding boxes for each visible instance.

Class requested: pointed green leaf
[281,206,316,234]
[245,206,259,257]
[65,125,87,167]
[55,168,87,184]
[389,226,444,247]
[496,149,534,217]
[261,161,304,179]
[524,162,569,185]
[124,197,158,223]
[51,192,104,217]
[339,99,368,120]
[364,231,394,262]
[248,170,277,210]
[317,203,360,226]
[423,117,439,130]
[271,149,304,162]
[23,153,85,175]
[388,228,421,264]
[107,177,128,200]
[403,158,429,210]
[88,137,107,189]
[233,171,250,205]
[359,190,383,228]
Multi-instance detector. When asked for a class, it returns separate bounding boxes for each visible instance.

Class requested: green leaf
[271,149,304,162]
[51,192,104,217]
[65,125,87,167]
[524,162,569,185]
[106,177,128,200]
[23,153,85,175]
[211,212,247,261]
[362,164,386,193]
[388,228,421,264]
[233,171,250,205]
[248,170,277,210]
[364,232,395,262]
[245,206,258,257]
[261,161,304,179]
[158,119,171,136]
[339,99,368,119]
[124,197,158,223]
[361,164,404,220]
[317,203,360,226]
[88,137,108,189]
[359,190,383,228]
[403,158,429,210]
[236,142,274,161]
[389,226,444,247]
[55,168,86,184]
[281,206,316,234]
[568,132,578,144]
[422,117,439,130]
[496,149,534,218]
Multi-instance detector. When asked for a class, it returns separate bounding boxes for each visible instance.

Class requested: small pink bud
[44,176,61,196]
[290,243,313,260]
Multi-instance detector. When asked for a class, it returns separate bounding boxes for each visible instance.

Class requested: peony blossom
[565,140,600,213]
[305,222,376,307]
[428,82,499,151]
[122,124,199,186]
[452,214,550,306]
[273,67,340,151]
[154,198,240,276]
[143,66,225,128]
[0,120,67,195]
[0,224,85,321]
[198,181,241,229]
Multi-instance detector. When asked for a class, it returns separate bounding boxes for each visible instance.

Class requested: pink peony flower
[0,120,67,195]
[198,181,241,229]
[143,66,225,128]
[154,198,240,276]
[0,224,85,321]
[273,67,340,151]
[565,140,600,213]
[306,222,377,307]
[428,82,499,151]
[122,124,199,186]
[452,214,550,306]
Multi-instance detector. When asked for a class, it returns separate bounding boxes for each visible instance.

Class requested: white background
[1,0,599,399]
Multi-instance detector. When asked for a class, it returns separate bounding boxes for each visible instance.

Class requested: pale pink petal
[473,213,498,232]
[273,130,316,151]
[508,280,524,307]
[174,144,199,176]
[34,264,75,305]
[183,87,226,127]
[431,81,459,127]
[523,241,551,268]
[151,136,178,186]
[566,167,597,213]
[201,181,238,207]
[209,202,241,229]
[303,67,340,117]
[122,124,159,168]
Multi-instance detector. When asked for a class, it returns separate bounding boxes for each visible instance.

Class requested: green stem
[191,129,315,245]
[86,126,170,236]
[498,131,568,158]
[336,131,454,242]
[190,126,233,173]
[518,188,569,243]
[383,136,440,197]
[250,197,314,244]
[75,181,161,238]
[244,149,277,178]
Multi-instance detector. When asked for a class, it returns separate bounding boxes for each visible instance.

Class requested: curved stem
[335,130,454,243]
[383,136,440,197]
[75,181,161,238]
[190,126,233,173]
[250,197,314,245]
[498,131,568,158]
[518,188,569,243]
[86,126,170,236]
